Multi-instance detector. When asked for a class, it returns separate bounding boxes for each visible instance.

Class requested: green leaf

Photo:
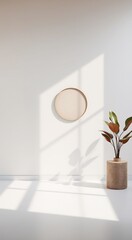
[119,136,132,144]
[105,121,109,126]
[124,117,132,131]
[109,111,119,125]
[123,117,132,131]
[100,130,113,139]
[101,133,111,143]
[123,130,132,139]
[109,111,113,121]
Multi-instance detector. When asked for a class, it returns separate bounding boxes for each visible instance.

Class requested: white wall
[0,0,132,179]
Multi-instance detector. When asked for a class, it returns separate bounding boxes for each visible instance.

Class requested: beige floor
[0,180,132,240]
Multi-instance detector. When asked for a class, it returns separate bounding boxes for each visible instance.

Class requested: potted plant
[101,111,132,189]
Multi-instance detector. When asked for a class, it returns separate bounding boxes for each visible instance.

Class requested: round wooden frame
[54,88,87,121]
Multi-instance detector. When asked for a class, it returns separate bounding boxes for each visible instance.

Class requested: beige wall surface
[0,0,132,179]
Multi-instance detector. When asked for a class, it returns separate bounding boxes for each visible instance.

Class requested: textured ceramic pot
[107,158,127,189]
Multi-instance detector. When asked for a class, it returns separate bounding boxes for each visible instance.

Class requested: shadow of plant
[66,139,99,183]
[50,139,100,184]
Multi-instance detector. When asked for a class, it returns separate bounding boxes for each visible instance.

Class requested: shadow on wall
[0,0,108,176]
[0,0,131,178]
[43,107,104,152]
[50,139,100,182]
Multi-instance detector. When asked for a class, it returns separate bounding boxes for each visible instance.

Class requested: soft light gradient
[0,0,132,179]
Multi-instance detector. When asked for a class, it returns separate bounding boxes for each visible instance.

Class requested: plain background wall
[0,0,132,179]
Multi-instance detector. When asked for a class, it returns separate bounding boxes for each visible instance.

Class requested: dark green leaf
[123,117,132,131]
[122,131,132,139]
[101,133,111,143]
[100,130,113,139]
[119,136,132,144]
[109,111,113,121]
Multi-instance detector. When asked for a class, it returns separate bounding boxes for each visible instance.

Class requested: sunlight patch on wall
[39,54,104,177]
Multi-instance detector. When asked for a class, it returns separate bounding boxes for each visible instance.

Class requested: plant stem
[118,142,123,152]
[114,133,118,157]
[119,131,124,139]
[116,148,120,158]
[111,139,116,157]
[115,131,124,158]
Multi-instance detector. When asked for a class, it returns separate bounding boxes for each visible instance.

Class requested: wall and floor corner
[0,0,132,180]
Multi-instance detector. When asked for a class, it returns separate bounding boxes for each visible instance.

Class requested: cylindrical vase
[107,158,127,189]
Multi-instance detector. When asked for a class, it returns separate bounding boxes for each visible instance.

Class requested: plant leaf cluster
[100,112,132,158]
